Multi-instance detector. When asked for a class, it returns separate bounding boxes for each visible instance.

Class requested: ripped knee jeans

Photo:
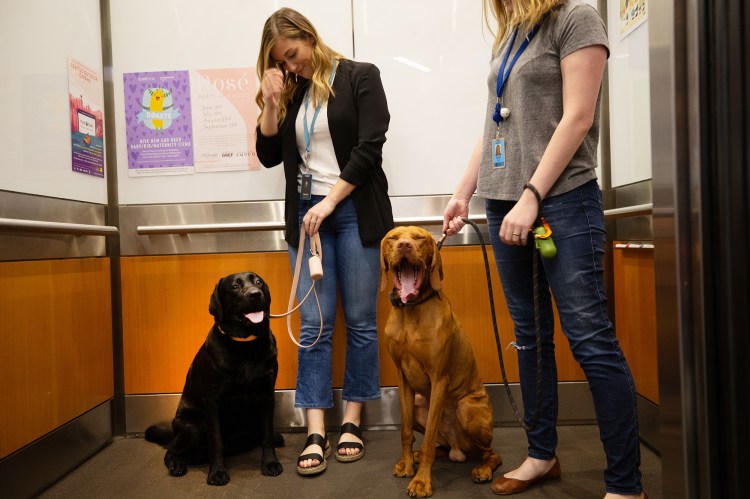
[484,181,643,494]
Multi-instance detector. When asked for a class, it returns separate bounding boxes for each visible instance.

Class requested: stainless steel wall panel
[124,383,595,435]
[650,0,701,497]
[118,195,490,256]
[119,200,288,256]
[0,400,112,499]
[612,180,653,241]
[0,191,108,261]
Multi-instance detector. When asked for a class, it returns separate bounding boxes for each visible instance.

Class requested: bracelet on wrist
[524,182,543,204]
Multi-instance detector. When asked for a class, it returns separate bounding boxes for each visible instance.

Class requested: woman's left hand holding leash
[500,194,538,246]
[303,198,336,236]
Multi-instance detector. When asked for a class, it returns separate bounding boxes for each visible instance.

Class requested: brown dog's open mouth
[393,259,424,304]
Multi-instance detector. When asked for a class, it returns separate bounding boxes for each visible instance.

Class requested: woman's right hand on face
[261,68,284,108]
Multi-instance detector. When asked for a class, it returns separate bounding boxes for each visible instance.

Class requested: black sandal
[296,433,330,476]
[335,422,364,463]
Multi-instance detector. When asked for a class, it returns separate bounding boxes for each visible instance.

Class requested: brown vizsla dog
[380,226,501,498]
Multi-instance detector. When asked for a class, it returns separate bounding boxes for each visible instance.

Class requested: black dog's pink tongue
[245,311,264,323]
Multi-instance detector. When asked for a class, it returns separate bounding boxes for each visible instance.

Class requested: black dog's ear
[208,279,223,321]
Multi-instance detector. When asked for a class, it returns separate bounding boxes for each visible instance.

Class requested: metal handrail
[136,215,489,236]
[603,203,653,219]
[0,217,119,236]
[395,214,487,226]
[137,221,286,235]
[134,203,653,237]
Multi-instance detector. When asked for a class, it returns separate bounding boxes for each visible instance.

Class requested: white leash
[269,230,324,349]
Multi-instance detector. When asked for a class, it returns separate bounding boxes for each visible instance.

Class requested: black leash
[438,217,543,433]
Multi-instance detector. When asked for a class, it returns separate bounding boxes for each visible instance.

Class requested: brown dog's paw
[471,464,494,483]
[406,477,433,498]
[393,458,416,478]
[471,450,502,483]
[207,466,230,486]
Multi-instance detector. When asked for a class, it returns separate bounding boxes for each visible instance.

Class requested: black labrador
[145,272,283,485]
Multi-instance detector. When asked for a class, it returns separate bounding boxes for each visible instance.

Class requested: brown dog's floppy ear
[429,236,443,291]
[208,278,223,321]
[379,236,390,292]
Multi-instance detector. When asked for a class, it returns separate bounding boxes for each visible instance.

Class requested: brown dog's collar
[389,289,439,308]
[216,324,258,342]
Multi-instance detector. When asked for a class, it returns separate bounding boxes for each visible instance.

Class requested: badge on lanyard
[490,21,543,171]
[300,60,338,200]
[301,172,313,200]
[492,138,506,170]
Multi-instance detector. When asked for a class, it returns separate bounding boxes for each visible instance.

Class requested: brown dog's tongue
[400,265,419,303]
[245,311,264,323]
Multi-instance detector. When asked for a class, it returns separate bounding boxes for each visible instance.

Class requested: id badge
[492,138,505,170]
[301,173,313,200]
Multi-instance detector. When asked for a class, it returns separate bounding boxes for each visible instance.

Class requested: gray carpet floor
[38,425,661,498]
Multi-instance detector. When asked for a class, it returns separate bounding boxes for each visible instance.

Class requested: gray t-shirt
[477,0,609,201]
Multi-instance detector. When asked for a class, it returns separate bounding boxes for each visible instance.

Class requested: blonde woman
[255,8,392,476]
[443,1,646,498]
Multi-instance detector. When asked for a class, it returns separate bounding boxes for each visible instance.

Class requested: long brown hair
[484,0,564,53]
[255,8,344,125]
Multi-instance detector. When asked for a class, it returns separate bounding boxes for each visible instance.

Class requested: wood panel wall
[0,258,114,458]
[613,243,659,404]
[120,247,584,396]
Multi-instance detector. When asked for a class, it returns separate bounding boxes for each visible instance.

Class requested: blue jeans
[290,196,381,409]
[485,180,642,495]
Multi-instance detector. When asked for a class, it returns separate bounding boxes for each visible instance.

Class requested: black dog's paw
[164,452,187,477]
[261,460,283,477]
[273,433,285,448]
[207,466,230,486]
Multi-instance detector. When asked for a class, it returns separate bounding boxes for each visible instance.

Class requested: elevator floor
[38,425,661,498]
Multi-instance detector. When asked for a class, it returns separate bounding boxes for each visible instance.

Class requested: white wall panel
[354,0,491,196]
[0,0,106,204]
[111,0,352,205]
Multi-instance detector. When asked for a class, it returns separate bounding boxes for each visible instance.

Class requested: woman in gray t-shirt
[443,1,645,498]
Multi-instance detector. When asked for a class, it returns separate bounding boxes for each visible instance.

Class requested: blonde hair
[484,0,564,53]
[256,8,344,125]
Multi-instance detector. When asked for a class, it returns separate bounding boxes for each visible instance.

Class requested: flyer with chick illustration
[123,70,194,176]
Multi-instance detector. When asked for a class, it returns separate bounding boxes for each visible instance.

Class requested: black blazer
[256,59,394,247]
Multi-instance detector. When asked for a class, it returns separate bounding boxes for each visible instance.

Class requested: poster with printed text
[123,70,194,176]
[619,0,647,40]
[68,57,105,177]
[190,68,259,172]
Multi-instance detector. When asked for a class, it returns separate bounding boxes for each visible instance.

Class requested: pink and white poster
[190,68,259,172]
[68,57,104,177]
[123,70,194,176]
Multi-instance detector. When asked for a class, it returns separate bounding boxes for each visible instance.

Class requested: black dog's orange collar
[217,324,257,342]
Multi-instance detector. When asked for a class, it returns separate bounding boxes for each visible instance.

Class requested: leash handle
[269,230,324,349]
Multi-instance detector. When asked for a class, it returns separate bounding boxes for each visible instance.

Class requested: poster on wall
[123,70,194,176]
[68,57,105,177]
[190,68,260,172]
[619,0,647,40]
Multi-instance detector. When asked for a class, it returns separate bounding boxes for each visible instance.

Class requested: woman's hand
[443,197,470,236]
[499,191,538,246]
[261,68,284,109]
[302,198,336,236]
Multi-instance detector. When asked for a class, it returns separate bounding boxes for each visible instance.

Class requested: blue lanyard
[303,60,338,159]
[493,22,543,125]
